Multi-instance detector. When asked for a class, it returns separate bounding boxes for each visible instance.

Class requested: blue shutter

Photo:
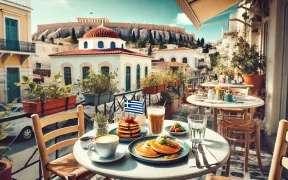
[110,42,116,48]
[101,66,110,75]
[82,66,90,79]
[136,64,140,89]
[98,41,104,48]
[126,66,131,91]
[64,67,72,85]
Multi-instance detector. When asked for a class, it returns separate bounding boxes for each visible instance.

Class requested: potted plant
[231,36,265,89]
[81,70,117,106]
[140,73,164,94]
[91,113,109,136]
[159,89,179,119]
[166,70,179,87]
[0,100,17,180]
[15,71,76,117]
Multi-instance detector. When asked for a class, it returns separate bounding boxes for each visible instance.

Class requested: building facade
[0,0,35,103]
[50,26,151,92]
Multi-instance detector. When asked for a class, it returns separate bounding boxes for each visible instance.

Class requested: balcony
[0,38,35,54]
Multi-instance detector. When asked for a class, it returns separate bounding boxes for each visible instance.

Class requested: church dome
[83,26,119,39]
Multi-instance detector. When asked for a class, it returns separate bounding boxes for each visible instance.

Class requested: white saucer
[87,148,126,163]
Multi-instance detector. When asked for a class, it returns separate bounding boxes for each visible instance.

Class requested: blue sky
[29,0,236,42]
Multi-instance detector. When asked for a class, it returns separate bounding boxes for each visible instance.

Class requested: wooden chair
[219,88,249,120]
[268,120,288,180]
[32,105,95,180]
[219,119,263,175]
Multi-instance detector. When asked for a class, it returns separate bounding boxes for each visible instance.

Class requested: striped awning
[174,0,241,30]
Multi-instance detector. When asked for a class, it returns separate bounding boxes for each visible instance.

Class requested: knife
[198,144,210,168]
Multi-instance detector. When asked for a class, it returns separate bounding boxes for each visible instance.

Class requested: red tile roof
[83,26,119,39]
[49,48,148,57]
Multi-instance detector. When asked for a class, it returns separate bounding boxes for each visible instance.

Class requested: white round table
[186,95,264,131]
[201,82,254,88]
[73,120,230,180]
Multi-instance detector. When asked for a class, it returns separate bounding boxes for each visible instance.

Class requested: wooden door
[5,18,19,51]
[7,68,20,103]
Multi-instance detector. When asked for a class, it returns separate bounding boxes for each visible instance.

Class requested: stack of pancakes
[135,139,181,158]
[116,121,141,138]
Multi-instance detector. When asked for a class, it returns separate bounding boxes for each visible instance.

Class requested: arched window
[84,41,88,49]
[64,67,72,85]
[110,41,116,48]
[98,41,104,48]
[160,58,164,62]
[182,57,187,63]
[145,66,148,76]
[101,66,109,75]
[121,44,124,49]
[82,66,90,79]
[126,66,131,91]
[171,57,176,62]
[136,64,140,89]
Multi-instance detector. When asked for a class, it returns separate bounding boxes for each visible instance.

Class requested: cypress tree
[71,28,78,44]
[197,38,200,46]
[132,31,136,42]
[148,30,154,45]
[41,35,45,42]
[201,38,205,46]
[148,45,152,56]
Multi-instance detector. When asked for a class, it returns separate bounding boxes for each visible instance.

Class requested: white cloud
[175,13,192,25]
[41,0,71,9]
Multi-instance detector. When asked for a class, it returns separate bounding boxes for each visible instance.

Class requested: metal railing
[0,38,36,53]
[0,89,158,180]
[188,75,208,90]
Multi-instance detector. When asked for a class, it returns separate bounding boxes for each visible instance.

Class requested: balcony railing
[0,38,35,53]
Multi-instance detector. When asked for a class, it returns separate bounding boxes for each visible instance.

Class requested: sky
[25,0,237,42]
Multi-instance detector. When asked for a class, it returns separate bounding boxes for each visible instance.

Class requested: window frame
[98,41,104,48]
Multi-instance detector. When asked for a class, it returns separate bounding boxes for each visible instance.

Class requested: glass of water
[187,114,208,144]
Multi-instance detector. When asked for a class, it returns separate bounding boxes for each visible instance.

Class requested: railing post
[113,97,116,113]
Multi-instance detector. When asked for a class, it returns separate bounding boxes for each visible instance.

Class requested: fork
[191,141,202,168]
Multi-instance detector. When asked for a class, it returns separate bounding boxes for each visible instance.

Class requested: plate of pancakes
[128,135,190,164]
[109,120,148,142]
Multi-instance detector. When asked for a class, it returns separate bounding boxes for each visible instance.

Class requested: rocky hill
[32,25,195,45]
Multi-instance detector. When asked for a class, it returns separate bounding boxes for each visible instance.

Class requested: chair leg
[254,124,264,174]
[244,133,250,173]
[226,154,230,177]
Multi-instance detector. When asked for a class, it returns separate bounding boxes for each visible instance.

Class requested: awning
[152,62,189,67]
[174,0,241,30]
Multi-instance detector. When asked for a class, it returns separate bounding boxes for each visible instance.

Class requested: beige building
[0,0,34,103]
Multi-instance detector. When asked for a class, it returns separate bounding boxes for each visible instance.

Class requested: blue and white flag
[124,100,144,114]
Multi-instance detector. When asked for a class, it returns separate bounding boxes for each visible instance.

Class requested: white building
[31,42,77,70]
[50,26,151,92]
[153,47,207,71]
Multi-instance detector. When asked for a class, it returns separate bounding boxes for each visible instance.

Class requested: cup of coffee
[79,136,94,149]
[88,134,119,158]
[147,106,165,135]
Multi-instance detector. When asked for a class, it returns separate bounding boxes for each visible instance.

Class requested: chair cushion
[46,153,94,179]
[206,174,240,180]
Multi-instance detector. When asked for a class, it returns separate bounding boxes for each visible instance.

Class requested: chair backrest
[269,120,288,180]
[31,105,85,180]
[230,88,249,95]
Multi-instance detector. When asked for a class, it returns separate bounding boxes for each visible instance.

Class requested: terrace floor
[2,104,288,180]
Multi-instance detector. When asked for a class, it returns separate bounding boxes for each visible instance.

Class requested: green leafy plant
[161,89,179,104]
[140,73,162,88]
[231,36,265,74]
[15,71,73,102]
[91,112,108,124]
[81,70,118,94]
[174,67,188,83]
[0,98,18,160]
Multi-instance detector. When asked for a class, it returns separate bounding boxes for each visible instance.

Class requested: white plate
[165,125,188,136]
[87,147,126,163]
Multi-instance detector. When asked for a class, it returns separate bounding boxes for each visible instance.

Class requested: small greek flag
[124,100,144,114]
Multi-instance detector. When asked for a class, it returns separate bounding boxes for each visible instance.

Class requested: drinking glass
[147,106,165,135]
[187,114,208,144]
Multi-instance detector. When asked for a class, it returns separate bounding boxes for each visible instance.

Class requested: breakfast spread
[169,122,186,133]
[116,116,141,138]
[135,135,181,159]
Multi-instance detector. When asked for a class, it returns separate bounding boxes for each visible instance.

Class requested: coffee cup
[79,136,94,149]
[88,134,119,158]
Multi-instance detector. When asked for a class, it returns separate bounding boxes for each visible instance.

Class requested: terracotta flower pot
[0,160,12,180]
[243,74,265,89]
[143,85,165,94]
[22,95,76,117]
[157,84,165,93]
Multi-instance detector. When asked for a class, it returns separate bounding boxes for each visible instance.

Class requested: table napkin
[188,145,219,168]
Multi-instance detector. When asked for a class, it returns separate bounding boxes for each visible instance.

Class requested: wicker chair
[31,105,95,180]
